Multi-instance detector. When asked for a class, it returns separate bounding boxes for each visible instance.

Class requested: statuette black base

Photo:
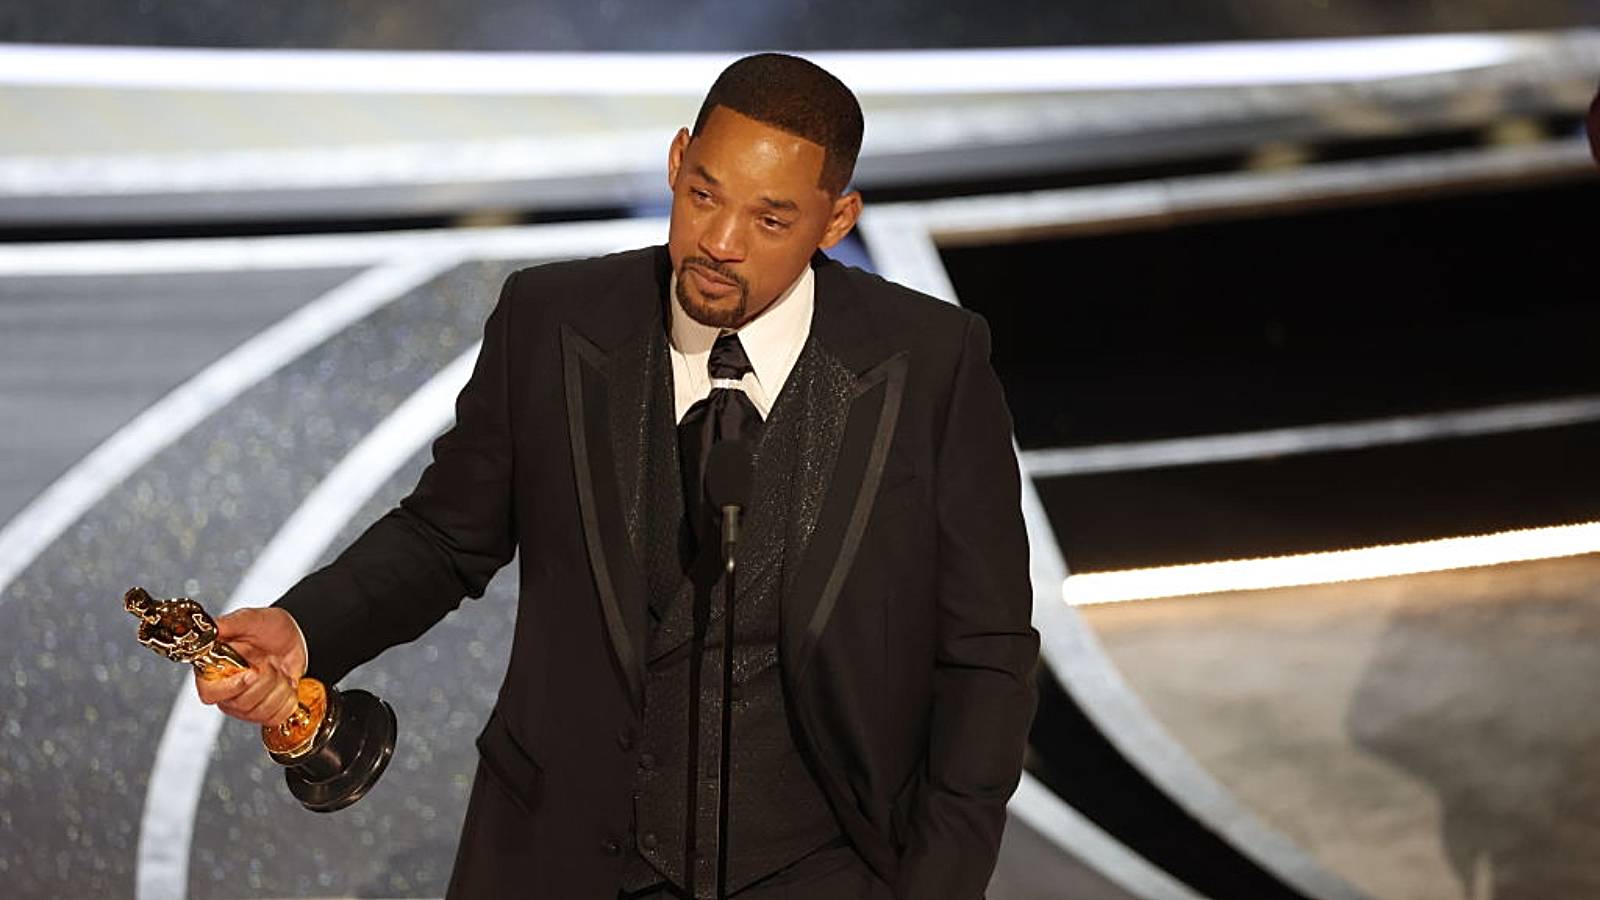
[280,688,397,813]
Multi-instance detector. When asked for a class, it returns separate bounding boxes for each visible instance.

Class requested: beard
[675,257,750,329]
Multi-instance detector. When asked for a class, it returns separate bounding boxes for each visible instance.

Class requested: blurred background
[2,3,1599,899]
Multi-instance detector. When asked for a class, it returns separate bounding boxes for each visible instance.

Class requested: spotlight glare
[1062,521,1600,606]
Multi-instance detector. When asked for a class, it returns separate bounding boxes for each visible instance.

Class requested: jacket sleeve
[895,312,1040,899]
[273,270,522,685]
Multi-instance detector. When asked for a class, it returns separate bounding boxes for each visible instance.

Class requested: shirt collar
[668,264,815,392]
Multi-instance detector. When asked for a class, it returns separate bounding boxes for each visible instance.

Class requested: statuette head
[124,586,220,665]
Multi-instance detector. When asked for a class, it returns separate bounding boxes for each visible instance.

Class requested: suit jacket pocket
[476,710,544,813]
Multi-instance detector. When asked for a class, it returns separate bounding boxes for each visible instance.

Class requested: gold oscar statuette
[124,586,396,812]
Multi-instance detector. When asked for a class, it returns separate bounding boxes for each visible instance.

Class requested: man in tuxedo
[197,53,1039,899]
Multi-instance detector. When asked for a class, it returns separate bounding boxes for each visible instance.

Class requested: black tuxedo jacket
[276,246,1039,899]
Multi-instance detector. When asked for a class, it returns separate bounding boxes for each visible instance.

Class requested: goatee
[676,259,749,329]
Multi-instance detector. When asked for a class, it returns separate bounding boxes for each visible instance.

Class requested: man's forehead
[690,107,829,184]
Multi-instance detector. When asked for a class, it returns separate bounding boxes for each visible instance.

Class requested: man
[198,53,1039,899]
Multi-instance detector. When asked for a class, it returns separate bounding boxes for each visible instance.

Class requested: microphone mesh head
[706,441,754,509]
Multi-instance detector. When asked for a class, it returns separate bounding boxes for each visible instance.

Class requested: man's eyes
[685,188,791,231]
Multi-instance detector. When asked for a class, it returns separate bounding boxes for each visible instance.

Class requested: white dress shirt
[668,265,816,423]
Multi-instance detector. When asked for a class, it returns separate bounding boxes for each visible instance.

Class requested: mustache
[681,257,748,290]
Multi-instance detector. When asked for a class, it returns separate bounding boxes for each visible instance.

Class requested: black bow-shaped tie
[679,332,762,539]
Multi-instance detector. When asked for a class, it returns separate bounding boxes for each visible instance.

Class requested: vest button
[602,838,623,857]
[617,729,635,751]
[638,752,656,771]
[641,832,659,850]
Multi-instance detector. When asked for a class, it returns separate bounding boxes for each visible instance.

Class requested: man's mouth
[688,265,739,293]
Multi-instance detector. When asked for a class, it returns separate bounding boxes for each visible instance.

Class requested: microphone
[705,440,753,570]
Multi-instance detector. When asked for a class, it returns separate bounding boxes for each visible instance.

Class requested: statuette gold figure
[124,586,396,811]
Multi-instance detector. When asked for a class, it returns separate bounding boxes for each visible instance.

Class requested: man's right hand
[193,607,310,728]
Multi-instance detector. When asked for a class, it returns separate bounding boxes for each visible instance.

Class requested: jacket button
[602,838,623,857]
[638,752,656,771]
[617,729,635,751]
[641,832,659,850]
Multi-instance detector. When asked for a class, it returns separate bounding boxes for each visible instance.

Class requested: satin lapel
[780,255,910,680]
[559,248,671,714]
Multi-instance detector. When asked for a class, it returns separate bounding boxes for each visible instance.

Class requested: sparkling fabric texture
[624,338,856,898]
[608,322,666,568]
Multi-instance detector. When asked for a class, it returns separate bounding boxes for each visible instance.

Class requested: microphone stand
[704,438,750,900]
[715,500,741,900]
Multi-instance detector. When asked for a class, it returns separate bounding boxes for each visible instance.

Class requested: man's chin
[676,283,746,329]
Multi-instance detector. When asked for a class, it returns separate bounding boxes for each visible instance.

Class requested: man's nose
[699,211,746,262]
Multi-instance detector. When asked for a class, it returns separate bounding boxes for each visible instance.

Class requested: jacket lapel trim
[562,322,646,713]
[787,349,908,680]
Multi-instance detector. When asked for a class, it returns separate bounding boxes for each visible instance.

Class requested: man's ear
[818,190,864,250]
[667,128,691,189]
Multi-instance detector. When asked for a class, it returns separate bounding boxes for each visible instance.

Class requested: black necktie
[678,332,762,542]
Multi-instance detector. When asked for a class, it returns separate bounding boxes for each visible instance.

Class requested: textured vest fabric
[621,338,851,898]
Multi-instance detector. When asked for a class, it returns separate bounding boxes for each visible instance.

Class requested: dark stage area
[1036,423,1600,571]
[943,177,1600,449]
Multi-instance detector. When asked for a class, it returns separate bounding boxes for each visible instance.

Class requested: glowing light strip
[1022,395,1600,476]
[1063,521,1600,606]
[895,139,1595,243]
[0,131,668,196]
[0,34,1531,95]
[0,217,667,276]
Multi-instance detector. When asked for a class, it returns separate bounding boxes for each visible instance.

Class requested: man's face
[667,105,861,329]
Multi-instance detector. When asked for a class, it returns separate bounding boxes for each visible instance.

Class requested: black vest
[620,337,849,898]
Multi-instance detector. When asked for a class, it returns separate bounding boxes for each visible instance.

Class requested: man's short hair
[692,53,864,196]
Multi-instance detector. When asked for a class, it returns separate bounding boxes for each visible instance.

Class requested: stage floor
[1087,554,1600,900]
